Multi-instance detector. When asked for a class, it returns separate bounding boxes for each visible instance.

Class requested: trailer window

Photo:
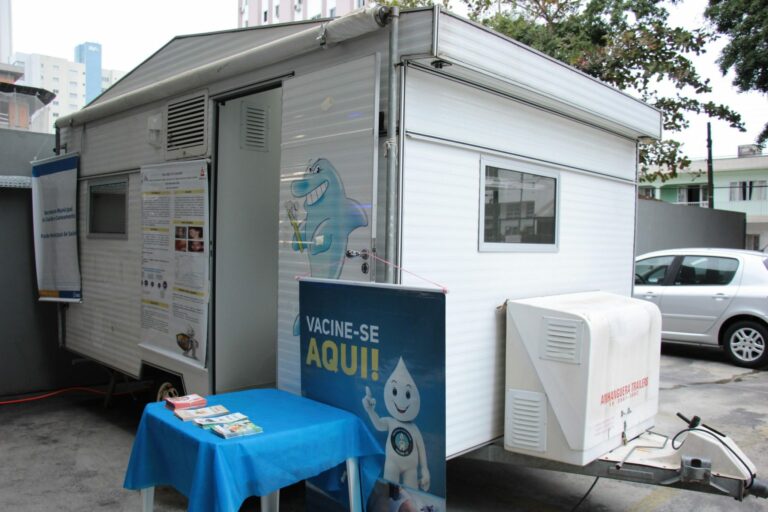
[480,162,557,252]
[88,177,128,238]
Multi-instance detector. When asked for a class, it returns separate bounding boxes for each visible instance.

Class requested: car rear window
[674,256,738,285]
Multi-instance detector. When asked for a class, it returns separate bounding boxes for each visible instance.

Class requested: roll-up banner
[31,154,82,302]
[300,279,447,512]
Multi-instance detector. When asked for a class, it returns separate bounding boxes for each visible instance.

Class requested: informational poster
[31,154,82,302]
[300,279,446,512]
[139,160,209,368]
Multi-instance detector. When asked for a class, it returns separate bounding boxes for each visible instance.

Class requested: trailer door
[277,55,381,393]
[215,87,282,393]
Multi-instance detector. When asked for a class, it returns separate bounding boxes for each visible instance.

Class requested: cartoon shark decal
[289,158,368,334]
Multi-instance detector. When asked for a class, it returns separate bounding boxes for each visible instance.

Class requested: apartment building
[12,51,125,133]
[640,145,768,250]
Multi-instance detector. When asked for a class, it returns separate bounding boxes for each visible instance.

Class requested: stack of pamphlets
[174,404,229,422]
[163,394,262,438]
[211,418,263,439]
[194,412,248,429]
[165,393,207,410]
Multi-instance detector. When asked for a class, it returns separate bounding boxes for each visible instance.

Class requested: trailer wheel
[144,370,185,403]
[155,380,182,402]
[723,320,768,369]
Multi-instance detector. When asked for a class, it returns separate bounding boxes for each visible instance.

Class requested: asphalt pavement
[0,343,766,511]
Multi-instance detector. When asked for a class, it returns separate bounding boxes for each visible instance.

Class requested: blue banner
[31,154,82,302]
[300,279,446,512]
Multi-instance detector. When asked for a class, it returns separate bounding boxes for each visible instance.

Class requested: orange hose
[0,386,134,405]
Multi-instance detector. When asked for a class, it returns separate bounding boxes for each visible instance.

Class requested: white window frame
[478,156,560,253]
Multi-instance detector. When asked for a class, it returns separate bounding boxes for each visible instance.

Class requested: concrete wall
[0,128,106,397]
[636,199,746,255]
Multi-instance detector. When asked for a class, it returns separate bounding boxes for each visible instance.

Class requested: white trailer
[56,6,661,462]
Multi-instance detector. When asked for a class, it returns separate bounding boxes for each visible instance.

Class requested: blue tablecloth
[124,388,383,512]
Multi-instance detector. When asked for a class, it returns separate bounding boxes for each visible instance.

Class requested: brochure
[165,393,207,410]
[174,405,229,421]
[194,412,248,427]
[212,419,263,439]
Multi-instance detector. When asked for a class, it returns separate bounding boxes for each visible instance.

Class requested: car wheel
[723,321,768,368]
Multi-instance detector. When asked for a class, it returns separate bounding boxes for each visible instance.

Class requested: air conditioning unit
[504,291,661,465]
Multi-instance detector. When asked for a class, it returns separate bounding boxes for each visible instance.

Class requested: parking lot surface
[0,344,765,511]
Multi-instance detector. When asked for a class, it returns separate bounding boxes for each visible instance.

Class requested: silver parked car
[634,248,768,368]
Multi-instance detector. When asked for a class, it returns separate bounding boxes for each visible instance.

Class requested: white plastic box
[504,291,662,465]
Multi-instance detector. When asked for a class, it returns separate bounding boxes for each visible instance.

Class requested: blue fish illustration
[290,158,368,334]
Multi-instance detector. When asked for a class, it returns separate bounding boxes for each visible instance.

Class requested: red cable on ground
[0,386,133,406]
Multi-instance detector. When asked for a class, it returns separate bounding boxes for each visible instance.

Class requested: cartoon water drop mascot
[290,158,368,334]
[362,358,430,492]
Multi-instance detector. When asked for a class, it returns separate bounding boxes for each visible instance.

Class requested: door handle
[345,249,369,260]
[712,293,728,300]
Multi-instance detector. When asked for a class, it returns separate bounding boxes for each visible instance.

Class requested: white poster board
[31,154,82,302]
[139,160,210,368]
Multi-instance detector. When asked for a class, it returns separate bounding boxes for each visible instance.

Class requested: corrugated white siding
[66,173,142,377]
[277,56,380,394]
[77,104,166,177]
[404,68,637,181]
[401,73,637,457]
[435,13,661,140]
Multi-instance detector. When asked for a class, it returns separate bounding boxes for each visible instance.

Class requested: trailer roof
[79,7,660,141]
[93,20,327,105]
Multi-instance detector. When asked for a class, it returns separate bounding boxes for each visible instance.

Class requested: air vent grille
[241,104,268,151]
[165,93,207,158]
[505,389,547,452]
[540,317,582,364]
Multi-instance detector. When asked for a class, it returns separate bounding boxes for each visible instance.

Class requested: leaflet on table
[174,405,229,421]
[139,160,210,368]
[194,412,248,427]
[212,419,264,439]
[165,393,207,409]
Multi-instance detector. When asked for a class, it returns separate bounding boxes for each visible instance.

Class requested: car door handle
[712,293,728,300]
[642,292,656,299]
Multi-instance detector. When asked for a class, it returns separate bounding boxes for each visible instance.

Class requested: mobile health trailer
[54,5,661,459]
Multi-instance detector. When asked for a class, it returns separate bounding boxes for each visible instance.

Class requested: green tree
[458,0,744,180]
[705,0,768,146]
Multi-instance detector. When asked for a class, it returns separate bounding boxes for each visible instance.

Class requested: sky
[10,0,767,159]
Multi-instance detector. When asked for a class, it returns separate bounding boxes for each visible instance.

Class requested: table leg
[141,487,155,512]
[346,457,362,512]
[260,489,280,512]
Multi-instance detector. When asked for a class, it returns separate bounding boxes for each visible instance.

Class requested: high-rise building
[0,62,54,132]
[13,52,86,130]
[0,0,11,64]
[13,52,85,129]
[74,42,102,104]
[238,0,366,27]
[13,49,125,133]
[101,68,127,93]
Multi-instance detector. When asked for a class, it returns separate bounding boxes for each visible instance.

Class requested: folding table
[124,388,382,512]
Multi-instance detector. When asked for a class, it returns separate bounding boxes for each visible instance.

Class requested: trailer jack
[466,413,767,502]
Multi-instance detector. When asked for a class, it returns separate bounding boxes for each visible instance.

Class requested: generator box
[504,291,661,465]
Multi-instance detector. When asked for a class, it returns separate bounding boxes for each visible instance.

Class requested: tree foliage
[454,0,746,181]
[705,0,768,146]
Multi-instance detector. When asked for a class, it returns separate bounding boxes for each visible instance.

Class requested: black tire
[144,369,185,403]
[154,379,183,402]
[723,320,768,369]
